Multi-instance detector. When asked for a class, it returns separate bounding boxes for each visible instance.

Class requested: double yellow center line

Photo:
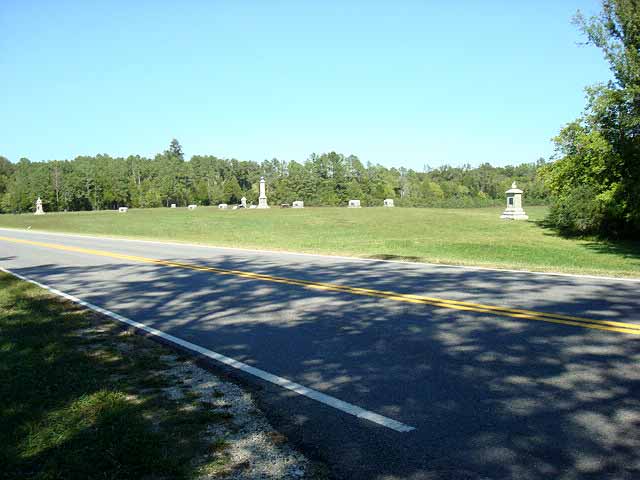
[2,235,639,335]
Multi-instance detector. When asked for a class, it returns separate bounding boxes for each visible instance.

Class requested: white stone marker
[188,204,197,210]
[500,181,529,220]
[34,197,45,215]
[118,207,128,213]
[257,177,269,209]
[348,199,361,208]
[218,203,228,209]
[292,200,304,208]
[383,199,394,207]
[240,197,247,208]
[171,204,177,208]
[249,205,257,209]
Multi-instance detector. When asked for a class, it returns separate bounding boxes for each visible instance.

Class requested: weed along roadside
[0,272,322,480]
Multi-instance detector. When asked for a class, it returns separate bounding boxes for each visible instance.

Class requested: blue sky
[1,0,610,169]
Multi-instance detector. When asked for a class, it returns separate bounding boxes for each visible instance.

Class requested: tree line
[541,0,640,238]
[0,143,548,213]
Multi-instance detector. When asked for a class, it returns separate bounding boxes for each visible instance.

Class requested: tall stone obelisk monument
[257,176,269,209]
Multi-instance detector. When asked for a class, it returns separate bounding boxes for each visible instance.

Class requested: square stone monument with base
[500,182,528,220]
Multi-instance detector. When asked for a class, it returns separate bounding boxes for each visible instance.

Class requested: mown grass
[0,272,231,480]
[0,206,639,277]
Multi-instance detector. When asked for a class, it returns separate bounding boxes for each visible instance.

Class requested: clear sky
[1,0,611,169]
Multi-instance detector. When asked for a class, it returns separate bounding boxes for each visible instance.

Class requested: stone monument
[348,199,361,208]
[188,204,197,210]
[118,207,128,213]
[383,199,394,207]
[257,177,269,209]
[171,203,177,208]
[500,181,528,220]
[240,197,247,208]
[218,203,228,209]
[292,200,304,208]
[34,197,45,215]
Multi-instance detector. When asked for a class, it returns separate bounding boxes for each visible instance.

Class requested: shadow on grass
[0,275,228,480]
[534,217,640,262]
[365,253,423,262]
[582,239,640,261]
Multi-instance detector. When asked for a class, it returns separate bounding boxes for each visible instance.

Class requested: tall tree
[168,138,184,161]
[541,0,640,236]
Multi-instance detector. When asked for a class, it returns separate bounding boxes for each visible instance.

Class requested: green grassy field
[0,206,638,277]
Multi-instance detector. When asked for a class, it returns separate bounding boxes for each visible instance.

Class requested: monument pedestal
[500,208,528,220]
[500,182,528,220]
[257,177,269,209]
[34,197,45,215]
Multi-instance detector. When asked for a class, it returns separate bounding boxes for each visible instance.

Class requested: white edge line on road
[1,226,638,283]
[0,266,416,433]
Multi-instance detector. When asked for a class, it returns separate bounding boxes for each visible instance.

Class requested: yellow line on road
[2,235,639,335]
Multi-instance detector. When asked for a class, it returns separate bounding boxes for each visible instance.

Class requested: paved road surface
[1,228,640,479]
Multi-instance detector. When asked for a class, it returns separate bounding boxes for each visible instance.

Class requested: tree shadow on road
[8,255,640,480]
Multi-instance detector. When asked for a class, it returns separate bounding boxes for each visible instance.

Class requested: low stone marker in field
[500,181,528,220]
[118,207,128,213]
[249,205,257,209]
[292,200,304,208]
[348,199,361,208]
[34,197,45,215]
[218,203,228,209]
[240,197,247,208]
[171,204,176,208]
[383,199,394,207]
[188,204,197,210]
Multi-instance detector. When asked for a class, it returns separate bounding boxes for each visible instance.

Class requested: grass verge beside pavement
[0,206,638,277]
[0,272,313,480]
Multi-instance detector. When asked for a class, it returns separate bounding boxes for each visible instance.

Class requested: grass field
[0,206,639,277]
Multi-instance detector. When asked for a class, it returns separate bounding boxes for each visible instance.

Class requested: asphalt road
[1,227,640,480]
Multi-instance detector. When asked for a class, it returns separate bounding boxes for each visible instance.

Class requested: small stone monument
[500,181,528,220]
[249,205,257,209]
[292,200,304,208]
[348,199,361,208]
[171,204,177,208]
[383,199,394,207]
[240,197,247,208]
[188,204,197,210]
[257,177,269,209]
[218,203,228,209]
[118,207,128,213]
[34,197,45,215]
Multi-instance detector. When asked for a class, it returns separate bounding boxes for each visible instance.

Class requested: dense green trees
[0,144,547,213]
[541,0,640,237]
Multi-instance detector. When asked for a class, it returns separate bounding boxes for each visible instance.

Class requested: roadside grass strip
[0,273,234,479]
[0,271,317,480]
[1,235,639,335]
